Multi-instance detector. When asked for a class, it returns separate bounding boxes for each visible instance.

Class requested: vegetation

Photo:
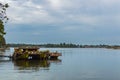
[7,43,79,48]
[0,3,9,47]
[6,43,120,49]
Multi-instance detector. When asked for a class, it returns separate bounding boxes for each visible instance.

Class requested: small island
[12,47,61,60]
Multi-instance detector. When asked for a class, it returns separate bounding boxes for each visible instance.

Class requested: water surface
[0,48,120,80]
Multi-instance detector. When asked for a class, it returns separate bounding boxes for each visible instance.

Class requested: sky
[1,0,120,44]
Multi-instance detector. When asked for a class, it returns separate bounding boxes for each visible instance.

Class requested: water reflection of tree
[0,50,5,60]
[0,49,5,53]
[13,60,61,72]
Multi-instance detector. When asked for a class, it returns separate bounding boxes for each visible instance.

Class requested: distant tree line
[42,43,79,48]
[7,43,79,48]
[6,43,120,49]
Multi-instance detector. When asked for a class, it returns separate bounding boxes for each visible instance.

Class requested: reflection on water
[13,60,61,72]
[0,49,5,52]
[0,48,62,73]
[0,50,61,71]
[2,48,120,80]
[0,50,6,60]
[0,50,5,54]
[13,60,50,71]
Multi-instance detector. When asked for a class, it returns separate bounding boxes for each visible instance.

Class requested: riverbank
[6,43,120,49]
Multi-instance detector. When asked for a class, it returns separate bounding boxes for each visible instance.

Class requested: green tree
[0,3,9,47]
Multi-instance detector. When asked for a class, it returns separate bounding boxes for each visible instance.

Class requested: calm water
[1,48,120,80]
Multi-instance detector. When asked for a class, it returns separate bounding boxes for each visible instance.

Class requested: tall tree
[0,3,9,47]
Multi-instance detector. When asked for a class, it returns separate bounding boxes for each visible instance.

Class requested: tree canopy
[0,3,9,47]
[0,3,9,36]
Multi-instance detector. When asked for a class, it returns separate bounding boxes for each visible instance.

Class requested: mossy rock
[17,53,29,60]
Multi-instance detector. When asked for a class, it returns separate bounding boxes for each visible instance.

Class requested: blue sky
[1,0,120,44]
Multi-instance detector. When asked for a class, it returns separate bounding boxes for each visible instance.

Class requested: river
[0,48,120,80]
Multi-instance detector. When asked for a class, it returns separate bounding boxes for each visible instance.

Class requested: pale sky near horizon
[1,0,120,44]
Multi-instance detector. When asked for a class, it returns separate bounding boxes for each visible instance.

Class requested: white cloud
[101,0,120,5]
[2,0,120,44]
[4,0,120,25]
[5,0,56,24]
[47,0,61,9]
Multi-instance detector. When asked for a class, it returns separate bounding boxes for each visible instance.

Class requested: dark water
[1,48,120,80]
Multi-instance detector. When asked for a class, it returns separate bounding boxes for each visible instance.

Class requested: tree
[0,3,9,47]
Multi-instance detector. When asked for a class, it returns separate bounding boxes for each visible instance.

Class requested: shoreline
[6,43,120,49]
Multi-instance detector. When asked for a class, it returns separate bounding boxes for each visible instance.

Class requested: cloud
[1,0,120,44]
[5,0,53,24]
[5,0,120,26]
